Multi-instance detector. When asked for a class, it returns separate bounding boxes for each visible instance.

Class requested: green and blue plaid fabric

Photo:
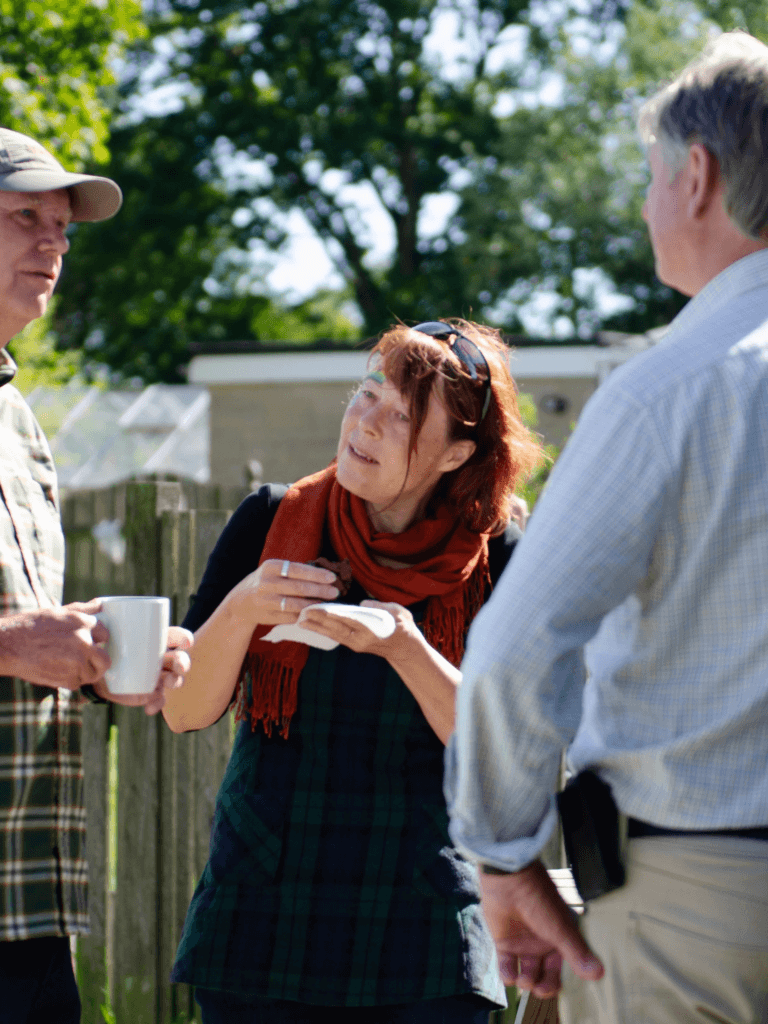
[171,488,511,1008]
[0,351,89,940]
[173,647,506,1008]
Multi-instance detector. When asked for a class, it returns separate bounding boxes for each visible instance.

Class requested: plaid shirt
[171,487,511,1007]
[0,350,89,940]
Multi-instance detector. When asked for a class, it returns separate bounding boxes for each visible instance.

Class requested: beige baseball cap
[0,127,122,222]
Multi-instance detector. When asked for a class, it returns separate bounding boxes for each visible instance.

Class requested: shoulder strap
[263,482,289,520]
[250,483,288,556]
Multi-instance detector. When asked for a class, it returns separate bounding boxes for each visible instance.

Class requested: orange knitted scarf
[237,465,489,737]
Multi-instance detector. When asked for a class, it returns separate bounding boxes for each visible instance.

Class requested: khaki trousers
[558,835,768,1024]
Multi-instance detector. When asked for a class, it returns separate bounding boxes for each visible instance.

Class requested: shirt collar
[664,249,768,346]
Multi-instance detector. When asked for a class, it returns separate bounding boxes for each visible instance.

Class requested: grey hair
[637,31,768,240]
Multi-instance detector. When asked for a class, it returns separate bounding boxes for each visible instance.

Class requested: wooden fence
[62,478,535,1024]
[62,479,249,1024]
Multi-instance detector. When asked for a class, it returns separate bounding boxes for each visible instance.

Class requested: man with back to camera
[446,31,768,1024]
[0,127,192,1022]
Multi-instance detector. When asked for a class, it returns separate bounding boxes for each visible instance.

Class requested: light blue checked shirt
[446,250,768,871]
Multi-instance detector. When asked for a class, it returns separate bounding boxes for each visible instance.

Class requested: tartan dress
[171,487,513,1008]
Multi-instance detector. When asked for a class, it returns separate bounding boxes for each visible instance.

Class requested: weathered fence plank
[192,510,231,588]
[124,481,183,595]
[92,487,120,599]
[77,704,111,1024]
[156,509,186,1024]
[113,707,161,1024]
[159,508,196,1022]
[62,481,258,1023]
[114,481,181,1024]
[160,728,197,1024]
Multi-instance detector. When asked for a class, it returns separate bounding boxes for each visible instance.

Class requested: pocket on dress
[411,802,481,903]
[207,791,285,885]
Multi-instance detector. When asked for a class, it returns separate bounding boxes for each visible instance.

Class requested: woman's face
[336,369,474,533]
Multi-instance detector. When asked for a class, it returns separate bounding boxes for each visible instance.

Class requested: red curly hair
[370,319,544,535]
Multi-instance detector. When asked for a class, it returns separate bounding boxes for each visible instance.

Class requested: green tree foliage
[0,0,145,383]
[514,390,554,507]
[443,0,768,337]
[55,117,360,382]
[447,1,698,337]
[55,0,537,378]
[56,119,273,383]
[0,0,144,167]
[54,0,768,381]
[6,301,82,397]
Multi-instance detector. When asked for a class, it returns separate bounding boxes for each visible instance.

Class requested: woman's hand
[93,626,193,715]
[299,600,420,661]
[163,560,338,734]
[226,559,339,627]
[301,598,459,743]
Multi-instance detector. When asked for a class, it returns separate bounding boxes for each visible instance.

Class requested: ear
[687,143,721,221]
[439,438,476,474]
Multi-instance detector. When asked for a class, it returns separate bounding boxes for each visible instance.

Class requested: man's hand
[479,860,604,998]
[92,626,193,715]
[0,600,111,690]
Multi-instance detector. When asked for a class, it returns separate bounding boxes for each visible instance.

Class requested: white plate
[262,603,396,650]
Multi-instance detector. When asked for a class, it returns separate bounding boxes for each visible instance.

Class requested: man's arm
[447,384,672,988]
[0,600,192,715]
[0,599,110,688]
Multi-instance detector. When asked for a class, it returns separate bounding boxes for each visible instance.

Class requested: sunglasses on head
[412,321,492,421]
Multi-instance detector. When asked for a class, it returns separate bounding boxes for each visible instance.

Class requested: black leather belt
[628,817,768,841]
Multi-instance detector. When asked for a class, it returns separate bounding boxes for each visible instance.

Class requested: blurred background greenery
[4,0,767,388]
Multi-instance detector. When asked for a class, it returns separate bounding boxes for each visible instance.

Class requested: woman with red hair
[164,320,543,1024]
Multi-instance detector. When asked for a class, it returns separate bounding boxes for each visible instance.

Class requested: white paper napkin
[262,603,396,650]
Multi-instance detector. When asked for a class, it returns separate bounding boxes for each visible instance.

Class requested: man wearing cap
[0,127,191,1022]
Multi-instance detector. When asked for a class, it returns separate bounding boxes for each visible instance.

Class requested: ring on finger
[280,560,290,578]
[280,597,287,612]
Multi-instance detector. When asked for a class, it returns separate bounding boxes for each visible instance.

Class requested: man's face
[0,188,71,346]
[642,143,693,296]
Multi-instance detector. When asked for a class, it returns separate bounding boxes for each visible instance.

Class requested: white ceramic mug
[96,596,170,695]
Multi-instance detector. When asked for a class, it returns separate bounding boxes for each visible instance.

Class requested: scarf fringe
[235,654,299,739]
[422,558,489,666]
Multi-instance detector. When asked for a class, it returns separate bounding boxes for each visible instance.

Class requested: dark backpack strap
[262,482,288,525]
